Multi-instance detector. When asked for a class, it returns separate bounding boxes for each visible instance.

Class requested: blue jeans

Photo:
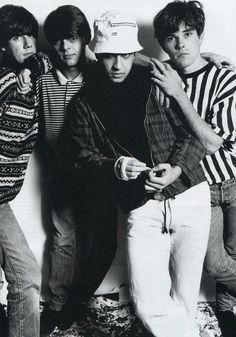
[204,178,236,311]
[48,204,76,310]
[0,203,41,337]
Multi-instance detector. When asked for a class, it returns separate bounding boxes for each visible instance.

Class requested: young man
[62,10,211,337]
[152,1,236,337]
[37,5,90,335]
[0,4,50,337]
[37,6,117,336]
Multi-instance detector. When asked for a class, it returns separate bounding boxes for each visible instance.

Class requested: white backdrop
[0,0,236,303]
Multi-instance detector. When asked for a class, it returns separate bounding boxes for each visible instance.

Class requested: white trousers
[126,181,211,337]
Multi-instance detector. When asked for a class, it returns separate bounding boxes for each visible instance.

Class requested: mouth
[63,54,74,59]
[24,52,34,58]
[178,53,190,57]
[111,73,124,78]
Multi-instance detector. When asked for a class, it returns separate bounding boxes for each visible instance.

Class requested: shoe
[40,305,62,337]
[0,303,7,337]
[215,310,236,337]
[40,302,79,336]
[200,328,217,337]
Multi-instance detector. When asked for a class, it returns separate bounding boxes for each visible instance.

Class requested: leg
[127,199,194,337]
[70,199,117,302]
[0,203,41,337]
[204,180,236,310]
[170,181,211,337]
[49,204,76,310]
[205,179,236,337]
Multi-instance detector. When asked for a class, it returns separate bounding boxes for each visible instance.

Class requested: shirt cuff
[114,156,131,181]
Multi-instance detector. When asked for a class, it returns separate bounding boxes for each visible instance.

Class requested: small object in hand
[155,169,165,177]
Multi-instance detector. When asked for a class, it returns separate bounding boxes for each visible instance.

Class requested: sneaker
[215,310,236,337]
[200,328,217,337]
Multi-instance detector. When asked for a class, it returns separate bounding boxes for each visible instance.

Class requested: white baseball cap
[89,10,143,54]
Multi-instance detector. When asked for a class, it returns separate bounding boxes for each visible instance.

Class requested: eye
[184,31,193,38]
[121,53,132,59]
[12,36,20,41]
[165,36,175,43]
[69,37,77,42]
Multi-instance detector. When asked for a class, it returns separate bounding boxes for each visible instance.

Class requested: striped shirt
[37,69,84,154]
[182,62,236,185]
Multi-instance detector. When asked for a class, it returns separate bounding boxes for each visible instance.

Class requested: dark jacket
[62,64,206,213]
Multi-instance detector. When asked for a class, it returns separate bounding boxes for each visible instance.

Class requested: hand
[121,157,149,180]
[144,163,182,192]
[16,69,32,95]
[150,58,183,98]
[202,52,235,70]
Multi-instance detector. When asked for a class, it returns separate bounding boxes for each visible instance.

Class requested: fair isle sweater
[0,52,51,204]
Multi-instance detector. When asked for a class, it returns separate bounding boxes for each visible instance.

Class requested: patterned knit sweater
[0,52,51,204]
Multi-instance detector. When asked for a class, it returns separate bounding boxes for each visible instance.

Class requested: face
[53,37,85,69]
[99,53,135,83]
[3,34,36,64]
[163,23,204,73]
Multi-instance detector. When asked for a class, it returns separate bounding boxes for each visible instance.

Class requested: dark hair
[0,5,38,48]
[44,5,91,45]
[153,1,205,49]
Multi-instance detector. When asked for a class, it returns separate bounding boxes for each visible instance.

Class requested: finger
[159,89,165,106]
[144,184,156,192]
[151,77,163,87]
[165,95,170,109]
[150,58,166,73]
[145,180,164,190]
[153,163,171,172]
[127,159,147,167]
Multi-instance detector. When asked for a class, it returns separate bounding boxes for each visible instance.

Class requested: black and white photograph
[0,0,236,336]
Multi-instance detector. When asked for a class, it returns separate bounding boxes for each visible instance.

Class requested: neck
[61,66,82,80]
[58,55,85,80]
[182,55,208,74]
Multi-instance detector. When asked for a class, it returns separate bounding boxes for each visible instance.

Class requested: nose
[60,39,70,51]
[23,35,33,49]
[175,37,185,50]
[113,55,122,70]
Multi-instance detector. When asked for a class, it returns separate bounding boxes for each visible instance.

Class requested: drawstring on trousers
[161,199,172,234]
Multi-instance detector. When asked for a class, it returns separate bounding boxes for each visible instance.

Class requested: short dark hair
[0,5,38,48]
[153,1,205,49]
[44,5,91,45]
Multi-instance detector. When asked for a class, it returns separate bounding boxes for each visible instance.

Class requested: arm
[62,96,119,176]
[0,67,18,103]
[150,58,223,154]
[16,52,53,95]
[202,52,235,70]
[144,90,206,193]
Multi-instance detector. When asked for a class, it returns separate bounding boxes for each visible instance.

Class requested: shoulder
[37,69,56,85]
[131,64,150,81]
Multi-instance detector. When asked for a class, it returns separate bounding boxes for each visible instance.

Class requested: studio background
[0,0,236,304]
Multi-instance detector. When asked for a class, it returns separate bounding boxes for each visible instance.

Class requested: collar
[55,69,83,85]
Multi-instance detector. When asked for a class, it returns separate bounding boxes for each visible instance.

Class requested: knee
[53,227,75,248]
[204,253,228,279]
[27,260,41,293]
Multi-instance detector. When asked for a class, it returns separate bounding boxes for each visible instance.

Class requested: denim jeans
[127,181,211,337]
[204,178,236,311]
[0,203,41,337]
[48,204,76,310]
